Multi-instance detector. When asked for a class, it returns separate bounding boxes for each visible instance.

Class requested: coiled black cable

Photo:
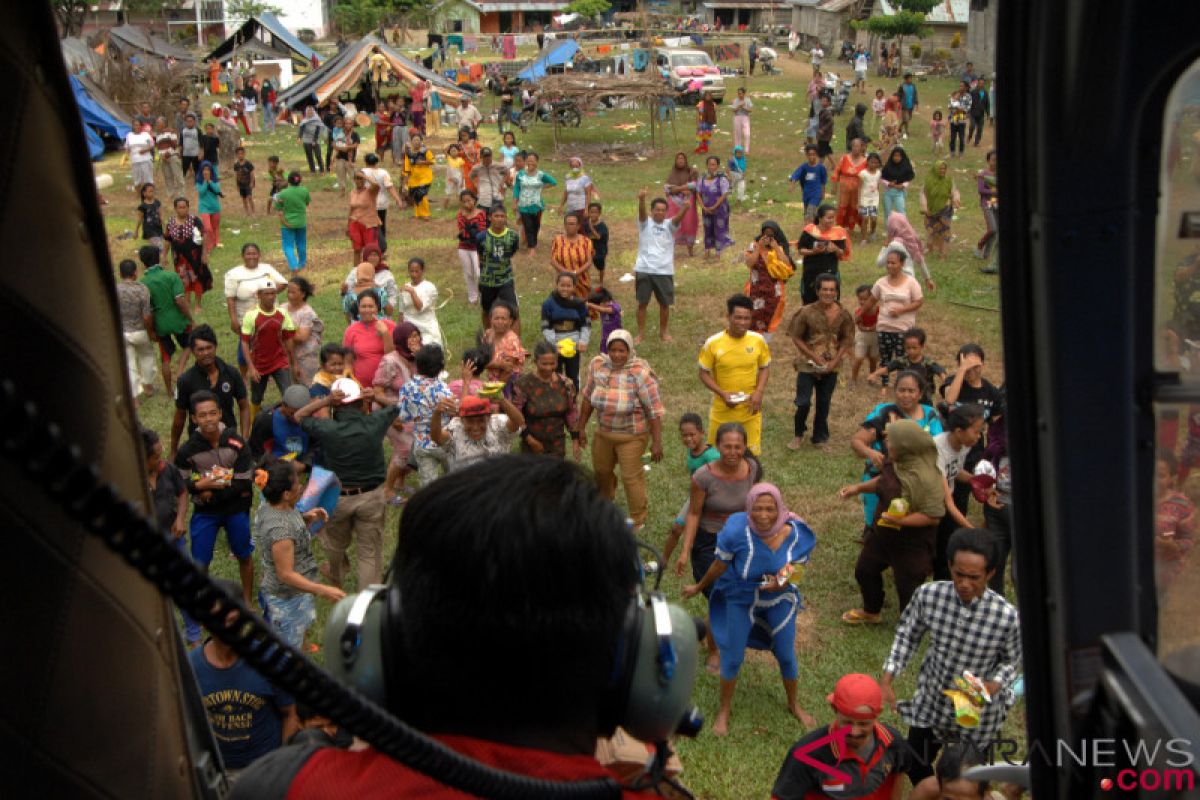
[0,379,623,799]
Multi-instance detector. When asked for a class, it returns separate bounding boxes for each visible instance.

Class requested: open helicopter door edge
[0,2,226,797]
[998,0,1200,797]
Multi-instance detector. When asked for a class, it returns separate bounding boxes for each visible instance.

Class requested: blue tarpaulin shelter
[70,75,132,160]
[517,40,580,83]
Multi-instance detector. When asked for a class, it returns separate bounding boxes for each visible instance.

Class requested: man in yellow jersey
[698,294,771,454]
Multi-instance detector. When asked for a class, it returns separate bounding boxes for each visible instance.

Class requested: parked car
[655,48,726,102]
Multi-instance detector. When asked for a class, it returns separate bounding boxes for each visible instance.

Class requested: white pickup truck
[655,48,726,102]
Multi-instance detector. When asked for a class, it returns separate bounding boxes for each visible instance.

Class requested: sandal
[841,608,882,625]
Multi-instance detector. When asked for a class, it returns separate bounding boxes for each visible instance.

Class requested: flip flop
[841,609,882,625]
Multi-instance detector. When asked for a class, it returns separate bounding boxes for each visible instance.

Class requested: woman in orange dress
[549,212,595,299]
[744,221,795,338]
[832,137,868,235]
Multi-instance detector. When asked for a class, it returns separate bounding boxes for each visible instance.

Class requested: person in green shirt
[138,245,194,392]
[478,206,522,332]
[273,171,312,272]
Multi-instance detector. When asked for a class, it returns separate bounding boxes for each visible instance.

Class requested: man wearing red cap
[771,673,910,799]
[430,392,525,474]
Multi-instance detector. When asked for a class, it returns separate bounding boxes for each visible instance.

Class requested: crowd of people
[114,45,1039,798]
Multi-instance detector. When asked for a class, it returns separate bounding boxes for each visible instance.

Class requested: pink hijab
[745,483,801,540]
[886,212,926,266]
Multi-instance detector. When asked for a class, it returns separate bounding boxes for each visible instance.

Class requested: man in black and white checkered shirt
[880,528,1022,786]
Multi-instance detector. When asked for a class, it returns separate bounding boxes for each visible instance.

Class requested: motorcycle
[519,98,582,128]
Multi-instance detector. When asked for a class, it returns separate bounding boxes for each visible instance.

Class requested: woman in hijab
[844,102,870,152]
[578,330,666,530]
[373,321,422,504]
[798,204,851,304]
[879,145,915,221]
[920,160,961,257]
[744,220,795,337]
[298,106,327,173]
[876,212,935,290]
[664,153,700,257]
[560,156,598,217]
[695,91,718,154]
[698,155,733,259]
[683,482,818,736]
[839,418,948,624]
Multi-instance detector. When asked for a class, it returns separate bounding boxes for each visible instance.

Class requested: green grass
[104,55,1017,798]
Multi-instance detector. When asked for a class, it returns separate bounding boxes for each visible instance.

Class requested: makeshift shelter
[276,34,471,111]
[104,24,196,64]
[205,13,316,74]
[61,37,102,75]
[516,39,580,83]
[70,75,132,160]
[532,73,677,150]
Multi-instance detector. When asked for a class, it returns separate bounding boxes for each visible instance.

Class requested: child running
[852,284,880,384]
[661,414,722,572]
[233,146,256,216]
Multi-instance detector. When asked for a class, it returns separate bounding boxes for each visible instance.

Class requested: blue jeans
[882,187,907,221]
[263,102,276,131]
[263,592,316,650]
[173,535,202,643]
[281,226,307,270]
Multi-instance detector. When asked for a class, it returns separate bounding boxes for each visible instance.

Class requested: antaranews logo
[925,736,1195,793]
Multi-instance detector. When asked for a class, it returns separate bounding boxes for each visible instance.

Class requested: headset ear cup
[381,583,405,715]
[598,597,642,736]
[322,589,389,707]
[618,600,701,743]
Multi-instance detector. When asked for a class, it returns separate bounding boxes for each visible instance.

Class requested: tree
[52,0,88,38]
[332,0,389,36]
[225,0,284,18]
[852,8,932,73]
[564,0,612,19]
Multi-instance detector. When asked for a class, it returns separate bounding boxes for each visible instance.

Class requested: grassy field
[103,53,1018,798]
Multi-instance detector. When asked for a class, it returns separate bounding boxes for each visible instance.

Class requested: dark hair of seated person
[393,455,639,751]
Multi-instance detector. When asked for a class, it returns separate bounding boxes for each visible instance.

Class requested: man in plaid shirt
[880,528,1021,786]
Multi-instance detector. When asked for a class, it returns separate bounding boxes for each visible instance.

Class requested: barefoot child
[233,146,256,216]
[852,284,879,384]
[582,202,610,288]
[587,287,622,351]
[929,109,946,158]
[662,414,721,570]
[871,88,887,133]
[443,143,464,211]
[858,153,883,244]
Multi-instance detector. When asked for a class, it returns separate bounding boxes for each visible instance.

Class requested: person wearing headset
[232,455,698,797]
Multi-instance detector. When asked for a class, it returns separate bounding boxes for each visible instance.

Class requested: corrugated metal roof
[702,1,791,8]
[876,0,969,24]
[816,0,860,11]
[107,24,196,61]
[475,1,570,9]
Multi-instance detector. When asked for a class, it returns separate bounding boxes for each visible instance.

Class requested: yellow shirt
[403,149,434,187]
[698,330,770,454]
[698,330,771,396]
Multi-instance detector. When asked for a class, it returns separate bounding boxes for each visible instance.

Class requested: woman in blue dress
[683,482,817,736]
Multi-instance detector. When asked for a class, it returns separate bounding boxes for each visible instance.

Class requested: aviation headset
[324,570,705,744]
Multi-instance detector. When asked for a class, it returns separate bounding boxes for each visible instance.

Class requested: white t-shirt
[731,96,753,116]
[444,414,514,472]
[871,274,923,333]
[855,54,869,73]
[361,167,395,210]
[935,431,969,484]
[859,170,882,207]
[125,131,155,164]
[224,264,287,320]
[811,47,824,65]
[635,217,678,276]
[400,280,444,346]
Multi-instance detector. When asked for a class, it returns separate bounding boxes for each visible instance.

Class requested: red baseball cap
[827,673,882,720]
[459,396,491,418]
